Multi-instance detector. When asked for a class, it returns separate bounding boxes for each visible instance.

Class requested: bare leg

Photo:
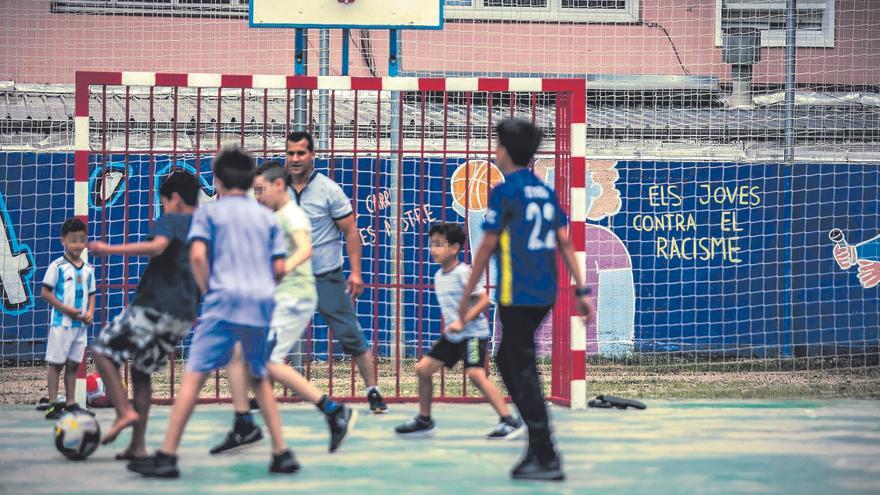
[467,368,512,418]
[251,376,287,454]
[159,370,208,455]
[226,343,251,413]
[125,370,152,457]
[63,360,79,406]
[266,362,321,404]
[415,357,443,418]
[93,352,139,444]
[47,364,63,402]
[355,351,377,389]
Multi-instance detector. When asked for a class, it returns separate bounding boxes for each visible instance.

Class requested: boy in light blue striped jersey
[40,218,96,420]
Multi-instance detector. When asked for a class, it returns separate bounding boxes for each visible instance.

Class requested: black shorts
[427,336,488,369]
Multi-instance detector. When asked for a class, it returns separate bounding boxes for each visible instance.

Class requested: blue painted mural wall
[0,153,876,361]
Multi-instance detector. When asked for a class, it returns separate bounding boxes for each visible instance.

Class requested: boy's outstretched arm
[89,237,170,258]
[556,226,596,323]
[189,240,210,294]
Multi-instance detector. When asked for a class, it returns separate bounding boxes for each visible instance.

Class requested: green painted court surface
[1,401,878,495]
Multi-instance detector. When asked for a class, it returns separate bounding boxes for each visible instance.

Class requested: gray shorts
[267,297,318,364]
[316,268,370,357]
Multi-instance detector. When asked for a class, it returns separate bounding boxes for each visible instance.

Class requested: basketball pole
[294,28,308,131]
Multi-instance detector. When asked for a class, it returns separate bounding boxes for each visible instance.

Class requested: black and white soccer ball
[54,412,101,460]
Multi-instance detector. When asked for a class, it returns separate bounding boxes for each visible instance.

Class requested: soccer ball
[54,412,101,461]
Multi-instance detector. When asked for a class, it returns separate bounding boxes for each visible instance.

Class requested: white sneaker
[486,418,525,440]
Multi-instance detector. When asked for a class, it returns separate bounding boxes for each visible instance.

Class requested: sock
[366,386,381,395]
[316,395,340,415]
[234,411,256,433]
[418,414,431,423]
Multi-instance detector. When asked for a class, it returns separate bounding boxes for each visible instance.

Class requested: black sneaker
[269,449,300,474]
[487,417,526,440]
[511,451,565,481]
[64,402,96,417]
[367,389,388,414]
[127,451,180,479]
[44,402,66,420]
[209,426,263,455]
[394,415,435,437]
[326,405,358,452]
[36,397,51,411]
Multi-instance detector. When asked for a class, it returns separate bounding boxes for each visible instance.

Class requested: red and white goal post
[75,71,588,409]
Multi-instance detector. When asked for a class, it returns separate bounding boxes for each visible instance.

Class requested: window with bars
[51,0,637,22]
[51,0,249,17]
[716,0,835,48]
[446,0,639,22]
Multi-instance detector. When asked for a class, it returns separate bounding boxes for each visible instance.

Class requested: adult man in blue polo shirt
[286,131,387,413]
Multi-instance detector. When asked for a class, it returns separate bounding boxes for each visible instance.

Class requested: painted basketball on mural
[450,160,504,217]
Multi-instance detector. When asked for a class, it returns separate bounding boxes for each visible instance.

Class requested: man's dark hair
[429,222,467,250]
[212,147,256,190]
[60,218,86,237]
[256,160,289,185]
[159,170,200,207]
[495,118,543,167]
[286,131,315,152]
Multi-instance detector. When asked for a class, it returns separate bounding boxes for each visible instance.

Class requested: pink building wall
[1,0,877,85]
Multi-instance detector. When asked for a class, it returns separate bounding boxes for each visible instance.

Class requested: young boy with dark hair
[89,170,201,460]
[41,217,96,419]
[460,118,596,481]
[395,222,523,439]
[128,148,299,478]
[211,161,356,455]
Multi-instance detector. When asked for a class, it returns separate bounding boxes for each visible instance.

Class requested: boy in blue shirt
[128,148,299,478]
[460,118,595,481]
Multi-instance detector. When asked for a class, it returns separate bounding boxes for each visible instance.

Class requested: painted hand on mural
[856,260,880,288]
[0,203,36,315]
[833,245,857,270]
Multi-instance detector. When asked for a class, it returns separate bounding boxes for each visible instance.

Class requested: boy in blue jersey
[209,162,356,456]
[460,118,595,481]
[128,148,299,478]
[40,218,96,420]
[89,171,201,459]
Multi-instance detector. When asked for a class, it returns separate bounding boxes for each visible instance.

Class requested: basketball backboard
[249,0,444,30]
